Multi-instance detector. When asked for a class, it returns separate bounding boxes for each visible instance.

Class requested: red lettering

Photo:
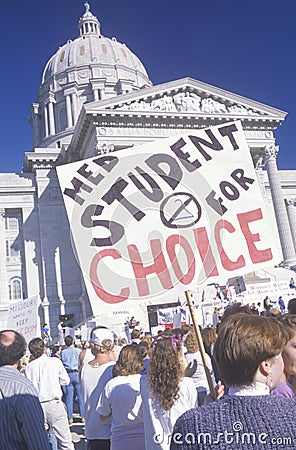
[89,249,130,304]
[88,209,273,304]
[166,235,195,284]
[193,227,219,277]
[128,239,173,296]
[237,208,272,263]
[215,219,245,270]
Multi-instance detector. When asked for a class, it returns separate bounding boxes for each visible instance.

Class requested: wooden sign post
[185,290,216,399]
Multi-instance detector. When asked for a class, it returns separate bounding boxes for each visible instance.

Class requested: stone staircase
[244,267,293,285]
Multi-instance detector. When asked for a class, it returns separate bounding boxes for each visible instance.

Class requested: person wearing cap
[60,335,85,424]
[80,326,116,450]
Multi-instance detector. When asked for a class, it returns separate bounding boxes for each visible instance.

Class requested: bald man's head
[0,330,26,366]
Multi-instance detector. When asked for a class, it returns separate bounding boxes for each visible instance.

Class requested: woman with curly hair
[140,332,198,450]
[97,344,145,450]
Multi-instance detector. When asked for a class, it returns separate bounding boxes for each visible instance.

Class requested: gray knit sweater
[170,395,296,449]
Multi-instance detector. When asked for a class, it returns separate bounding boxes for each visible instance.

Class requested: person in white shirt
[26,337,74,450]
[80,326,116,450]
[140,332,198,450]
[97,344,145,450]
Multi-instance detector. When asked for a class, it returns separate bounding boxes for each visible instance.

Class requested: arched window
[9,277,23,301]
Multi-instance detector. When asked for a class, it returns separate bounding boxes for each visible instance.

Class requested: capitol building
[1,3,296,332]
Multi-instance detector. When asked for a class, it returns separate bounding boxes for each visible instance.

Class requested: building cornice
[24,150,60,173]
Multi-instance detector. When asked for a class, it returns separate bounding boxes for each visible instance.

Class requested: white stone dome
[30,2,152,149]
[42,10,151,87]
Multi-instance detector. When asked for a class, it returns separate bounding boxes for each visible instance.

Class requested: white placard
[57,121,279,317]
[7,295,40,343]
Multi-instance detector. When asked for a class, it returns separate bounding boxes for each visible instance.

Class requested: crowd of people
[1,296,296,449]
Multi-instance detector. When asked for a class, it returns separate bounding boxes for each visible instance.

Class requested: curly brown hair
[149,334,184,411]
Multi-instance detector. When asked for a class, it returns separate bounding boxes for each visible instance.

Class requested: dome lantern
[78,2,101,36]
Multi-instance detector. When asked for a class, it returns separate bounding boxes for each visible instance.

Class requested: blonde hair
[91,339,114,355]
[184,331,199,353]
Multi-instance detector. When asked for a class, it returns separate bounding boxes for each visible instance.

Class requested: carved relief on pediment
[113,91,262,116]
[95,142,115,155]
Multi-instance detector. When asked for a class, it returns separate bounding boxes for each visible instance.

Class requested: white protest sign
[7,295,40,343]
[57,121,279,317]
[232,279,292,304]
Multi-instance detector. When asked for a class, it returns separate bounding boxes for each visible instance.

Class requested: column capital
[0,208,5,218]
[64,87,78,96]
[264,145,279,162]
[48,91,56,103]
[42,298,50,307]
[30,103,40,114]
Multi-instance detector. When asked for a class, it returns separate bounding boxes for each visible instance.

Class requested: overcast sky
[1,0,295,173]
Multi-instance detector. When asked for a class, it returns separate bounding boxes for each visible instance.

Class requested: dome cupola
[78,1,101,36]
[29,2,152,150]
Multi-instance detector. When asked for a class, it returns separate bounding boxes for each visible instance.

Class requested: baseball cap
[90,328,114,346]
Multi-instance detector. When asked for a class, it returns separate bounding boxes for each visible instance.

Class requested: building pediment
[85,77,287,122]
[67,77,287,164]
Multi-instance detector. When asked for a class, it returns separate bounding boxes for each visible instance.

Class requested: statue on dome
[84,1,90,13]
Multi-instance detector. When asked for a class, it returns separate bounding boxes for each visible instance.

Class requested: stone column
[66,95,73,128]
[30,103,40,147]
[44,105,49,137]
[93,88,99,101]
[48,100,56,135]
[60,300,65,316]
[264,145,296,266]
[42,297,50,326]
[0,209,9,303]
[71,92,78,124]
[55,247,65,304]
[285,199,296,254]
